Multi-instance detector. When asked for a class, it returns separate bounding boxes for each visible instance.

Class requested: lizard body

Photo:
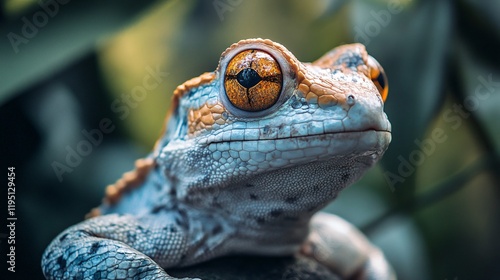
[42,39,394,279]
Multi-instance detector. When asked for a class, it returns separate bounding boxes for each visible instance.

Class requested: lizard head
[156,39,391,223]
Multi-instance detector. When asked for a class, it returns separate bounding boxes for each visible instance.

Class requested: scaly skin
[42,39,394,279]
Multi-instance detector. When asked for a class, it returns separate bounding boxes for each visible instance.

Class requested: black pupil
[237,68,261,88]
[376,72,386,90]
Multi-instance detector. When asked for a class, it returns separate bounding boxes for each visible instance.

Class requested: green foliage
[1,0,499,279]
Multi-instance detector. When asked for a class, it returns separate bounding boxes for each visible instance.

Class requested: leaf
[351,0,453,193]
[0,0,161,106]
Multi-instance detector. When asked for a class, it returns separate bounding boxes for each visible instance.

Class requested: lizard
[42,38,394,280]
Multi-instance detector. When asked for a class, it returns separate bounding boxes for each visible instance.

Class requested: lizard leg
[301,212,396,280]
[42,214,196,280]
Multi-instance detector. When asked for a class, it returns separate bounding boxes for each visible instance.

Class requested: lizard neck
[171,155,375,255]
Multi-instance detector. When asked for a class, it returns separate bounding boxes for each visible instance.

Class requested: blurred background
[1,0,499,279]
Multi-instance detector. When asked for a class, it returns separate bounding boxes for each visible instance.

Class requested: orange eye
[224,50,283,112]
[367,56,388,102]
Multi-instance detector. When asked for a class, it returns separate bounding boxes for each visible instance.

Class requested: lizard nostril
[347,95,355,106]
[224,49,283,112]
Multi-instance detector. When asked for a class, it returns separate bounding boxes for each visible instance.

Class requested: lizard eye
[367,56,388,102]
[224,50,283,112]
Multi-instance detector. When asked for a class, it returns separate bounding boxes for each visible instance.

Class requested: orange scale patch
[318,95,338,108]
[297,64,348,109]
[188,101,228,136]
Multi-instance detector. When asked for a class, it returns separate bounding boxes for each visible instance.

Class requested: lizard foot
[41,214,197,280]
[301,212,396,280]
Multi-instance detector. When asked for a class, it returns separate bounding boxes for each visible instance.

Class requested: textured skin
[42,39,394,279]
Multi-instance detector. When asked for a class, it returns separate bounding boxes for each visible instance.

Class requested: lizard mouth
[203,102,392,145]
[192,130,391,186]
[206,116,391,145]
[210,128,390,143]
[206,129,391,162]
